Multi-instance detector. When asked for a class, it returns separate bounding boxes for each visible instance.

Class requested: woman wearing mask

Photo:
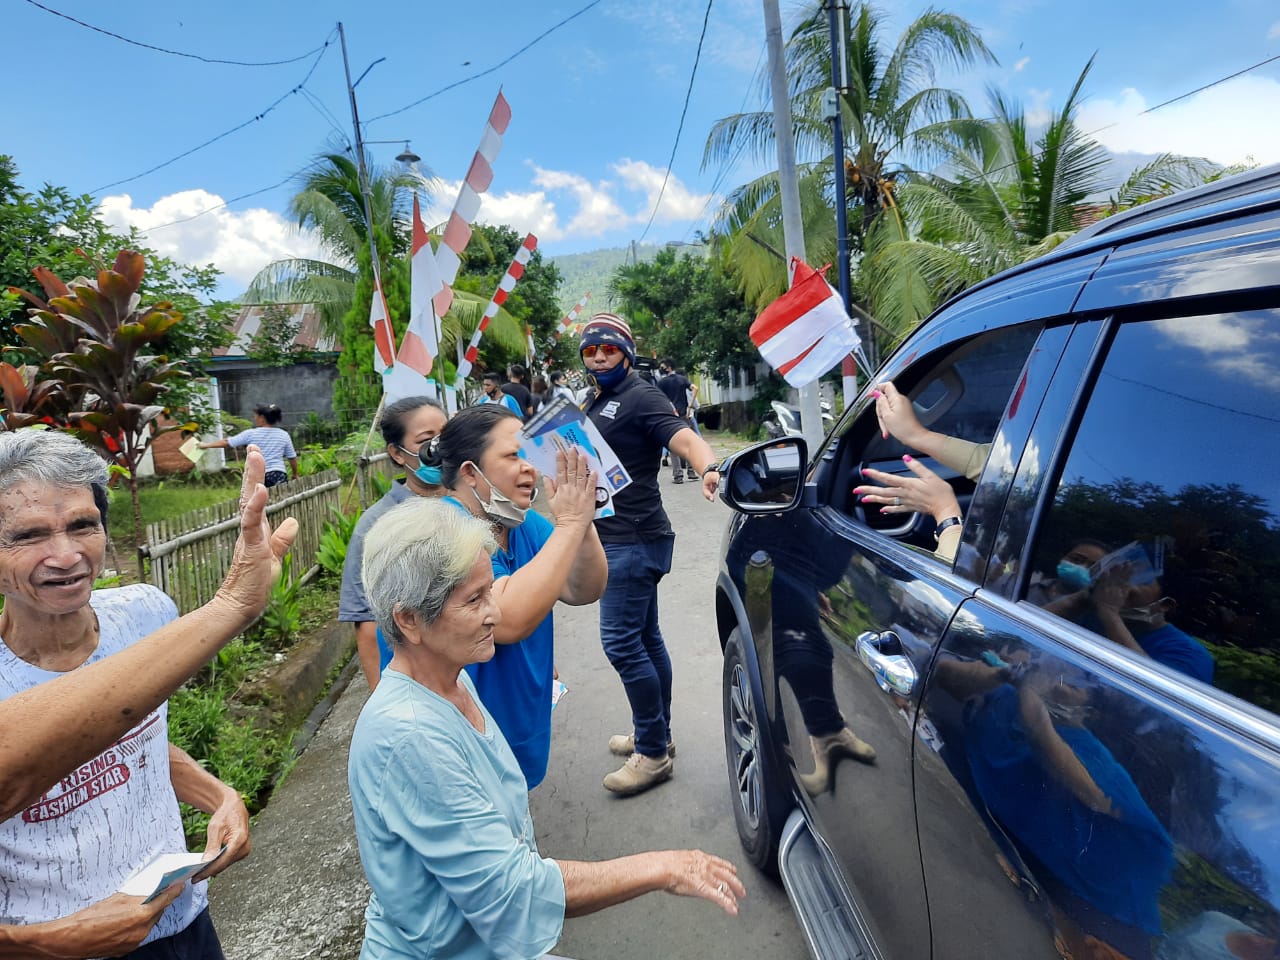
[340,397,449,690]
[420,405,607,788]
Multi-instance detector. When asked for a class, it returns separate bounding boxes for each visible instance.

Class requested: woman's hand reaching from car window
[854,456,962,525]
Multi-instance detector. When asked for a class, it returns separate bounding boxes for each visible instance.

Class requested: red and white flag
[551,292,592,343]
[750,258,862,387]
[368,270,397,376]
[453,233,538,388]
[399,194,443,377]
[430,91,512,320]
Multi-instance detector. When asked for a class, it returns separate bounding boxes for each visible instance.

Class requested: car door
[915,307,1280,960]
[742,319,1058,958]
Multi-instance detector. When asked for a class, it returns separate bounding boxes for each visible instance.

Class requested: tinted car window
[1026,310,1280,712]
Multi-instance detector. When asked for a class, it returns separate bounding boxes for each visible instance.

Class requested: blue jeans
[599,537,675,758]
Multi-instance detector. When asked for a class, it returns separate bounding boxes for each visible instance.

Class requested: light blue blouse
[348,668,566,959]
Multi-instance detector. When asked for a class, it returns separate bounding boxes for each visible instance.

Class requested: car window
[1025,309,1280,712]
[826,322,1042,554]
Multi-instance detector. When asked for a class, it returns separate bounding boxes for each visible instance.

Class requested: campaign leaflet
[520,396,631,519]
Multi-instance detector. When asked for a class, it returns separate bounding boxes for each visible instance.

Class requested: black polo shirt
[585,371,691,542]
[656,373,692,416]
[500,382,533,419]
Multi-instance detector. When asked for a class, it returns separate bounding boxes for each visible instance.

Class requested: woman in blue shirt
[420,405,606,789]
[199,403,298,487]
[350,499,744,959]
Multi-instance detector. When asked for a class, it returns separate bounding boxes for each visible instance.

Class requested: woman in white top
[200,404,300,487]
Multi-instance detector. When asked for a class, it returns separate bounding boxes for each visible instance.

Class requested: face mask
[399,445,442,486]
[467,463,529,529]
[587,364,628,390]
[1056,561,1093,592]
[1118,598,1171,625]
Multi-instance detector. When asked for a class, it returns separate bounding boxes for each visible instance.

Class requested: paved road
[212,445,808,959]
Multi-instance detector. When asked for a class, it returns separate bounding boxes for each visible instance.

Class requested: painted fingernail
[860,496,870,503]
[859,467,866,475]
[903,454,913,463]
[871,390,881,399]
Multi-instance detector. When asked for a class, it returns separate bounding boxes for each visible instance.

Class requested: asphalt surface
[210,449,809,960]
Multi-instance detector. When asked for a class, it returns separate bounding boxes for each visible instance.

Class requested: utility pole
[762,0,824,451]
[823,0,860,408]
[338,22,393,364]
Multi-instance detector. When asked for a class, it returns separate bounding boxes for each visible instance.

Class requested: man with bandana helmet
[578,313,721,796]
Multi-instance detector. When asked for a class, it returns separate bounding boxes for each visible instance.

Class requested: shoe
[603,752,674,796]
[800,728,876,797]
[673,475,684,484]
[609,733,675,757]
[686,469,698,480]
[662,456,670,466]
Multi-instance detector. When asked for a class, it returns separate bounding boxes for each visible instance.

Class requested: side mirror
[718,437,808,514]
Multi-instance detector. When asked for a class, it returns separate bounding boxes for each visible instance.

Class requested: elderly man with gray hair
[348,497,745,960]
[0,431,264,960]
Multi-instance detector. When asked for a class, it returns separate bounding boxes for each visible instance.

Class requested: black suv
[715,165,1280,960]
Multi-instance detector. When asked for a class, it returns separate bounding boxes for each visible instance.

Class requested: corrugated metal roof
[215,303,337,357]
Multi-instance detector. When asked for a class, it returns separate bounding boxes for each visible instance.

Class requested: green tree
[862,59,1219,337]
[704,3,993,312]
[610,246,756,383]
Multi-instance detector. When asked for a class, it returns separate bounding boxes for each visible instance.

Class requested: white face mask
[466,463,532,529]
[1118,597,1172,625]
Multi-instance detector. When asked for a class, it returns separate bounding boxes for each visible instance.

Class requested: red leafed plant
[8,250,195,539]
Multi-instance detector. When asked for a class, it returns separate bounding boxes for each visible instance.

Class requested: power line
[299,85,352,148]
[135,175,297,232]
[366,0,605,124]
[91,31,336,194]
[636,0,715,244]
[1140,51,1280,115]
[21,0,330,67]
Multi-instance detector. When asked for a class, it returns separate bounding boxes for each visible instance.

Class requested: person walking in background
[479,371,524,417]
[502,363,534,420]
[578,314,722,796]
[198,403,299,487]
[657,359,697,484]
[529,375,549,416]
[340,396,449,691]
[548,371,576,406]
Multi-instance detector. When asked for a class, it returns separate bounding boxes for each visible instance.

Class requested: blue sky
[7,0,1280,298]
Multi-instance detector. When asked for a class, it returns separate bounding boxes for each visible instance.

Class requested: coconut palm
[244,153,525,356]
[862,58,1220,340]
[704,2,994,308]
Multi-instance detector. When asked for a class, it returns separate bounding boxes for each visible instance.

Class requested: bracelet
[933,516,963,540]
[702,463,721,478]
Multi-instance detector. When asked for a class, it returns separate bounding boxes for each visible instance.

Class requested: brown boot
[816,727,877,764]
[603,752,673,796]
[608,733,676,757]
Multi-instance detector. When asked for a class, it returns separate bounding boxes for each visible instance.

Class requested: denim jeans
[118,909,225,959]
[599,537,676,758]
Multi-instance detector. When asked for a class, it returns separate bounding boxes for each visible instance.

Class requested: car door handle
[856,631,917,697]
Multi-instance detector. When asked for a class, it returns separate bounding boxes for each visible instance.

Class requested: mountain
[550,243,666,315]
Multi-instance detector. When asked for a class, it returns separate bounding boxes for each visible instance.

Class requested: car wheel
[723,627,788,876]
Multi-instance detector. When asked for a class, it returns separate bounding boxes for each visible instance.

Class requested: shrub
[317,508,361,578]
[254,553,302,650]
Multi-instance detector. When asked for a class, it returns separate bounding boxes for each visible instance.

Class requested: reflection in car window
[1027,310,1280,712]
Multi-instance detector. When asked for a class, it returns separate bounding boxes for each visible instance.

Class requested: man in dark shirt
[500,363,534,420]
[656,359,699,484]
[579,314,721,796]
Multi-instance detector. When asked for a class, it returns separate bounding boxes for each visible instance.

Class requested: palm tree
[704,2,994,309]
[244,153,525,357]
[862,59,1220,339]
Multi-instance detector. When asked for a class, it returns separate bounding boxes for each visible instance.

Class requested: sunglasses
[581,344,622,359]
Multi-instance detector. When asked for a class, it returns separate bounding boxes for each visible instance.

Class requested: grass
[107,481,242,549]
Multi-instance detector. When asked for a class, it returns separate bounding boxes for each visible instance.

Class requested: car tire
[722,627,789,877]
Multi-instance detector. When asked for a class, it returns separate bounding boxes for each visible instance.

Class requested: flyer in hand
[520,396,631,519]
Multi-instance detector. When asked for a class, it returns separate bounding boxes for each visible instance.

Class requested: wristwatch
[934,516,963,540]
[702,463,721,478]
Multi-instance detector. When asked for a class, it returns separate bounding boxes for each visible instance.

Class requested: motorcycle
[763,399,834,439]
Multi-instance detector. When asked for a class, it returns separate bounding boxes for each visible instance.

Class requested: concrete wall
[211,359,342,430]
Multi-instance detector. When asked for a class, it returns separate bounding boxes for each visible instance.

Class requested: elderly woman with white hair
[348,498,745,960]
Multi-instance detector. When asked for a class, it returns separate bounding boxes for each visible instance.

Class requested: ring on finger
[894,496,902,506]
[716,882,725,894]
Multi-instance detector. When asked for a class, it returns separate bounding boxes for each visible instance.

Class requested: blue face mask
[1056,560,1093,591]
[399,445,442,486]
[588,363,628,390]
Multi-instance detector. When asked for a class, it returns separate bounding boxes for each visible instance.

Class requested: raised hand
[544,447,598,530]
[215,446,299,624]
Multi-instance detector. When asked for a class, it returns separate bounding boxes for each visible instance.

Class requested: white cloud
[420,161,715,244]
[1076,75,1280,166]
[1013,56,1031,72]
[1025,88,1053,127]
[98,190,325,289]
[1269,20,1280,39]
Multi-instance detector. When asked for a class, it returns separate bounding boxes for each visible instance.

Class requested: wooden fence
[355,452,400,508]
[138,469,342,614]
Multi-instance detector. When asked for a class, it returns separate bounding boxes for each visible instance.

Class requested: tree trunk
[129,474,143,548]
